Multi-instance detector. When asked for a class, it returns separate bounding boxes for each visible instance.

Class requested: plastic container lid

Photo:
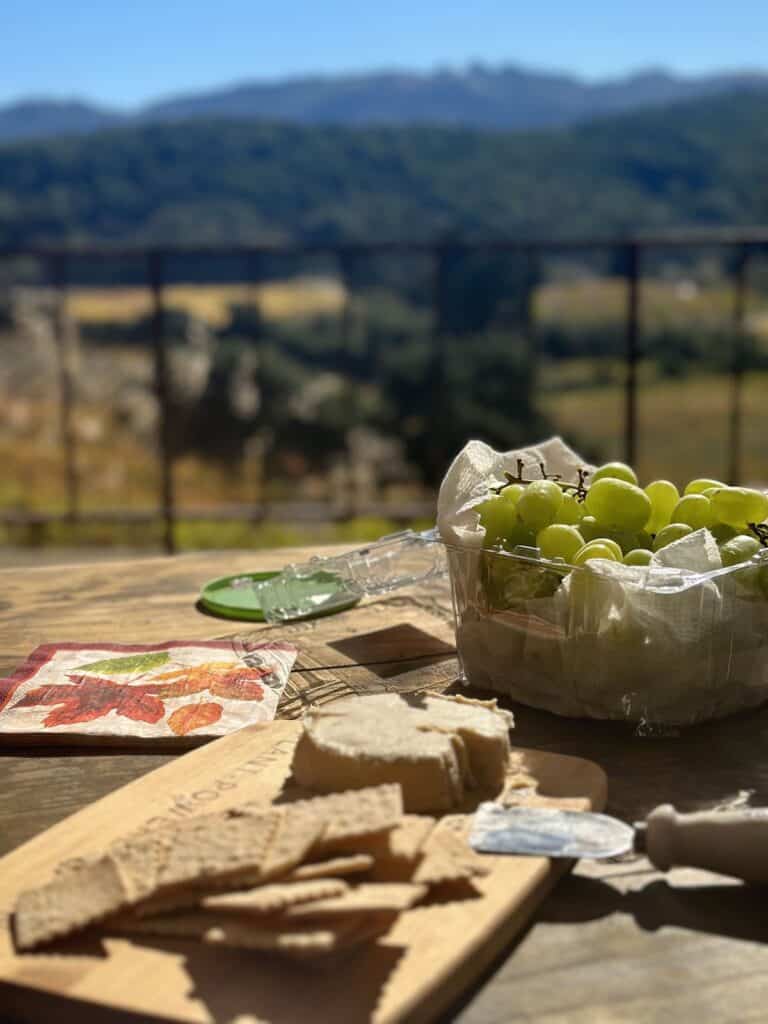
[199,570,361,622]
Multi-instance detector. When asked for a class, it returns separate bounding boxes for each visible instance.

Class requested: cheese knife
[469,802,768,883]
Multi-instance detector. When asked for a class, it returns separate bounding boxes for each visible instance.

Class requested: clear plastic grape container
[438,437,768,728]
[447,541,768,727]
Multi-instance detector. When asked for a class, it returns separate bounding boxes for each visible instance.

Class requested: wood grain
[0,720,606,1024]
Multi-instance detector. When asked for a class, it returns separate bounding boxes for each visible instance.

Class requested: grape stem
[490,461,591,502]
[748,523,768,547]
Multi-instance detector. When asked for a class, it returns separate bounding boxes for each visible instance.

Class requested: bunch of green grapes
[476,459,768,581]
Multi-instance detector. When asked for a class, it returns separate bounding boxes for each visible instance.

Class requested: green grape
[710,487,768,528]
[624,548,653,566]
[481,551,563,608]
[684,477,726,496]
[644,479,679,534]
[579,515,601,541]
[720,535,761,567]
[591,461,638,485]
[671,494,714,530]
[572,541,621,566]
[516,480,564,530]
[501,523,538,551]
[536,524,584,563]
[500,483,525,506]
[592,537,622,560]
[556,492,585,524]
[584,477,652,531]
[604,528,652,554]
[709,522,739,544]
[652,523,693,551]
[476,495,518,546]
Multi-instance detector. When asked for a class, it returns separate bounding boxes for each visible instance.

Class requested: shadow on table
[456,684,768,822]
[539,873,768,944]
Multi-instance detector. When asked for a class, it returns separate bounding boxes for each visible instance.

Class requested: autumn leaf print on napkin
[13,675,166,728]
[167,702,223,736]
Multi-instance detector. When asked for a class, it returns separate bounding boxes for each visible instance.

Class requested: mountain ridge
[1,90,767,249]
[2,62,768,142]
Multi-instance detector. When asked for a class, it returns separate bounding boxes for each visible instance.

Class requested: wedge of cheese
[291,692,514,812]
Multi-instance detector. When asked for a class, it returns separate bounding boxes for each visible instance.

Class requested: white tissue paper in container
[439,437,768,726]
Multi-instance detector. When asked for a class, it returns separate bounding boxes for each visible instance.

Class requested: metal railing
[1,229,765,553]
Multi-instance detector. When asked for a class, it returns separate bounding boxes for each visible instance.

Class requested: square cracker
[286,854,374,882]
[106,908,392,959]
[14,856,127,951]
[203,879,349,914]
[412,815,490,886]
[360,815,435,881]
[257,806,327,881]
[268,785,403,853]
[283,882,426,919]
[131,809,281,917]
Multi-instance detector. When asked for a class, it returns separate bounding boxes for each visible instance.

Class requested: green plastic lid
[199,570,360,622]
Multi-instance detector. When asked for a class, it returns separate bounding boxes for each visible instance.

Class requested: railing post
[727,245,750,485]
[148,250,176,554]
[623,243,640,467]
[428,244,451,483]
[521,245,538,380]
[48,252,79,524]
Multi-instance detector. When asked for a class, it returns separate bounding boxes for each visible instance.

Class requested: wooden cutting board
[0,720,607,1024]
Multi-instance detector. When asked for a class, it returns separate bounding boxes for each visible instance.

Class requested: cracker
[412,815,491,886]
[363,815,435,881]
[258,806,327,881]
[202,879,349,914]
[107,906,387,959]
[283,882,426,919]
[110,829,177,902]
[275,785,403,853]
[106,909,216,939]
[14,856,127,951]
[286,854,374,881]
[202,914,366,957]
[131,809,281,917]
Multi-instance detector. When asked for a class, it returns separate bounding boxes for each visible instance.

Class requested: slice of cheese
[291,692,513,813]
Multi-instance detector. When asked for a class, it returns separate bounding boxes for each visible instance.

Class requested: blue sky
[4,0,767,108]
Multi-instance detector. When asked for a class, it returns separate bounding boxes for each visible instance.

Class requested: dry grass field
[543,370,768,486]
[67,276,347,327]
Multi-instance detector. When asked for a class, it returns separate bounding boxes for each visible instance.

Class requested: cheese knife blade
[469,802,768,883]
[469,803,636,859]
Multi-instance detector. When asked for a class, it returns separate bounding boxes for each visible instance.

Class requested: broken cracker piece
[286,854,374,882]
[106,909,217,939]
[284,882,426,919]
[202,878,349,914]
[131,809,281,917]
[412,815,490,886]
[359,815,435,881]
[281,784,403,854]
[14,856,127,951]
[257,805,327,881]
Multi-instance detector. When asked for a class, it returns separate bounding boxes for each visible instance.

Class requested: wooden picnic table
[1,546,767,1023]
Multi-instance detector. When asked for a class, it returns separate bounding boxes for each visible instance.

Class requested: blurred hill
[1,90,768,246]
[1,64,768,142]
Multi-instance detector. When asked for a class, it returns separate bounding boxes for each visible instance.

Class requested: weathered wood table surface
[1,547,767,1023]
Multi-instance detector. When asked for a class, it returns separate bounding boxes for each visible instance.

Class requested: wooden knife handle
[644,804,768,883]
